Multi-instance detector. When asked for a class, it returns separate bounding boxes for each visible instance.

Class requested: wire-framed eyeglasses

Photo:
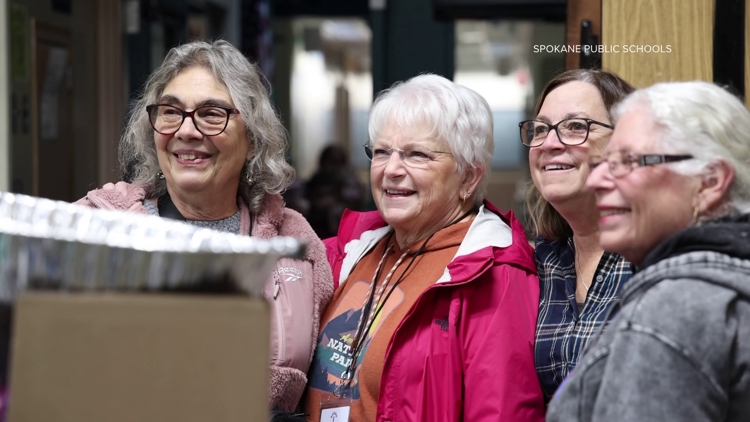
[589,150,694,177]
[363,144,452,168]
[519,118,614,147]
[146,104,240,136]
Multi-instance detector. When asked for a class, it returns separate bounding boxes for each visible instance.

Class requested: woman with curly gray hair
[75,40,333,419]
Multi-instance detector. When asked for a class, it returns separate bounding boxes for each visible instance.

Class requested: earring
[242,163,253,185]
[462,192,467,203]
[157,171,165,180]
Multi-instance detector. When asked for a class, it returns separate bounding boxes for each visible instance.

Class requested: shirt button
[596,275,604,282]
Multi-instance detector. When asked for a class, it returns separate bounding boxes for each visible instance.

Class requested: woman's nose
[383,150,406,176]
[587,160,610,190]
[539,129,565,151]
[174,115,203,139]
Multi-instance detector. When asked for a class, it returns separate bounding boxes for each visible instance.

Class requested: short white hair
[368,74,494,205]
[613,80,750,215]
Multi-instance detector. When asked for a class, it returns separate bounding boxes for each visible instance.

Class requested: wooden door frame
[96,1,124,184]
[565,0,602,69]
[30,19,73,196]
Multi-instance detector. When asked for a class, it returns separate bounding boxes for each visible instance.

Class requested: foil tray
[0,191,305,301]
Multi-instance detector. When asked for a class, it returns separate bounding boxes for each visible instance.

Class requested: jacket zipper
[272,270,285,363]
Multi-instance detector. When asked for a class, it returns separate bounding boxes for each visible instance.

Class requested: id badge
[320,396,352,422]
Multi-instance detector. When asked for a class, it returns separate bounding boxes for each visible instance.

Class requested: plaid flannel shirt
[533,236,633,402]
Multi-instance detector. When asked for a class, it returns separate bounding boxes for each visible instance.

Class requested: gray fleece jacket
[547,216,750,421]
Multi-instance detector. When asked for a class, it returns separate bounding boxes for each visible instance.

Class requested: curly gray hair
[119,40,294,213]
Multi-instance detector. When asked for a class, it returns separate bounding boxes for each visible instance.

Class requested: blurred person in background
[75,40,333,421]
[281,158,310,217]
[303,74,545,421]
[522,69,635,402]
[549,81,750,421]
[305,144,366,239]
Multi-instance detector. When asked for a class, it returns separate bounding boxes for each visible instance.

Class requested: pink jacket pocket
[263,257,315,373]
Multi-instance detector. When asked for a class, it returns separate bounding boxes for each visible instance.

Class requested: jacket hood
[333,201,536,287]
[443,201,537,277]
[625,215,750,301]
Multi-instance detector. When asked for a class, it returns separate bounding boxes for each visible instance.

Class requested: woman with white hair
[548,80,750,421]
[75,40,333,419]
[303,74,545,421]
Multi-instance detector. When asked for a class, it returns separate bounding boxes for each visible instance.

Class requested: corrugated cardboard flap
[8,292,270,422]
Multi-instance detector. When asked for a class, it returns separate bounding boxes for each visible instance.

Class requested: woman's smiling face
[529,81,614,209]
[370,121,468,246]
[586,105,698,265]
[154,66,248,197]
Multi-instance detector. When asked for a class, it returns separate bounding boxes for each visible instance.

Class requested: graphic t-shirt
[303,221,470,422]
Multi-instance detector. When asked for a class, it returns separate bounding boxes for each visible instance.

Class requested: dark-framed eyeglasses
[589,151,694,177]
[363,144,452,168]
[519,118,614,147]
[146,104,240,136]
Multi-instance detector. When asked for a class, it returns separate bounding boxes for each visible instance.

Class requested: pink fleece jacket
[76,182,334,412]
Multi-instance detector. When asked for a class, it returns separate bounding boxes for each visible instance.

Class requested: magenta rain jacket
[323,201,546,421]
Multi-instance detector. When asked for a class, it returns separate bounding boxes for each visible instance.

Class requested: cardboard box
[7,292,270,422]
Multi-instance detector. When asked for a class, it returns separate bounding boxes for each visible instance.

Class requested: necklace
[349,241,410,369]
[334,234,421,398]
[334,208,477,397]
[574,250,590,292]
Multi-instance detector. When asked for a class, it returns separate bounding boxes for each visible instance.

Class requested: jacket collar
[244,193,285,237]
[337,201,533,287]
[435,205,512,282]
[339,225,391,284]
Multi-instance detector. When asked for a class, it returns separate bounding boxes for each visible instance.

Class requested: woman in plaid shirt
[520,69,635,402]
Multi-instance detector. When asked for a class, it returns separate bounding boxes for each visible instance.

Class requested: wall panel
[602,0,714,88]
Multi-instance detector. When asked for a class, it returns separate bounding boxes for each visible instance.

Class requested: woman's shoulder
[256,193,325,244]
[533,236,574,266]
[278,202,335,300]
[74,181,148,212]
[534,235,572,254]
[632,271,740,314]
[621,273,740,349]
[280,206,320,241]
[255,193,333,282]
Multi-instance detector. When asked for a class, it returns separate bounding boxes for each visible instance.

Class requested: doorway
[32,21,74,202]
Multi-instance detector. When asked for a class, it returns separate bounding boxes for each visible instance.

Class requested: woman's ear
[698,159,734,214]
[462,163,485,196]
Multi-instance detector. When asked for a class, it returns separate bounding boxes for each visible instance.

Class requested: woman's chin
[380,209,414,230]
[168,175,214,193]
[598,230,630,257]
[541,185,586,207]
